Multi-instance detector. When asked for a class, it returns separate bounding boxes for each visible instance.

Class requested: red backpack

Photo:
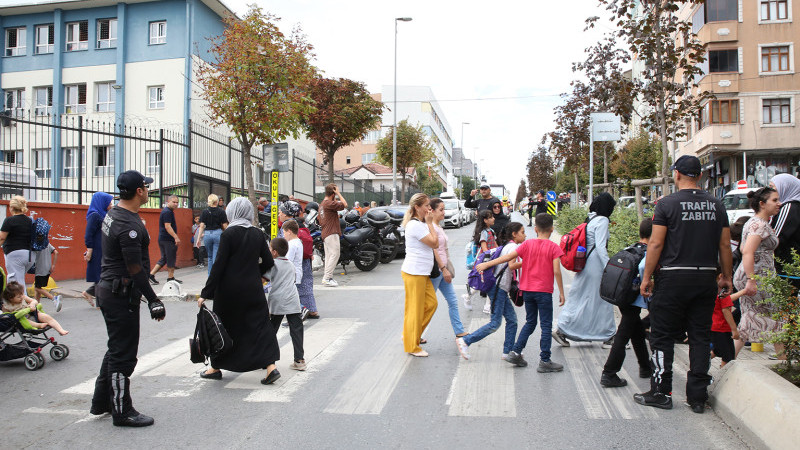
[560,216,599,272]
[297,227,313,259]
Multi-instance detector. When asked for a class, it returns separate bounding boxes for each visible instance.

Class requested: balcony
[692,124,741,152]
[697,21,738,43]
[698,73,740,94]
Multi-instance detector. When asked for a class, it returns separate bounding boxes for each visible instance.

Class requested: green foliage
[415,165,443,197]
[376,120,435,202]
[754,250,800,379]
[555,205,588,236]
[611,129,662,181]
[555,204,640,256]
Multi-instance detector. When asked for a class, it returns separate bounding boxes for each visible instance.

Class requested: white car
[722,188,758,224]
[442,199,463,228]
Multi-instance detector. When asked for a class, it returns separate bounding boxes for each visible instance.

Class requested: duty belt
[660,266,716,271]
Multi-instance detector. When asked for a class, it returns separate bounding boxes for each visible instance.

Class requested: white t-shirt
[494,242,519,292]
[286,238,304,284]
[401,220,434,276]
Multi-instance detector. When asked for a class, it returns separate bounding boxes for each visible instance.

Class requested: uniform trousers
[401,272,438,353]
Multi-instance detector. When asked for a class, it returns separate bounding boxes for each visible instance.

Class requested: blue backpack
[30,217,51,251]
[467,246,505,293]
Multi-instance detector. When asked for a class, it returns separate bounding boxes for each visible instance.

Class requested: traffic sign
[270,171,279,239]
[546,191,556,202]
[737,180,748,190]
[547,201,556,216]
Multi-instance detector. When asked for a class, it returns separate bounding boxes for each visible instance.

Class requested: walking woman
[82,192,113,306]
[769,174,800,281]
[733,187,783,358]
[197,197,281,384]
[553,192,617,347]
[196,194,228,275]
[0,196,33,284]
[401,193,439,357]
[429,198,466,338]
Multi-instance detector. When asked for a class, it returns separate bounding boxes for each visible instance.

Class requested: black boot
[110,372,155,427]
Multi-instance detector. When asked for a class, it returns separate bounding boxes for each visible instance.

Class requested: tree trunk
[242,143,258,222]
[400,172,407,203]
[653,5,671,195]
[603,146,608,184]
[574,170,579,203]
[326,149,335,184]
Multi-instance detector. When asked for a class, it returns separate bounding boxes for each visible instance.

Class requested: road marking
[311,285,471,291]
[447,318,516,417]
[23,407,87,416]
[563,345,658,419]
[243,319,363,402]
[323,328,413,415]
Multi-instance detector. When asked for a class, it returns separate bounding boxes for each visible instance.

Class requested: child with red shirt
[711,273,744,367]
[476,213,566,372]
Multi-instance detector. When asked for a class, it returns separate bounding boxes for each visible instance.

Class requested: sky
[218,0,616,196]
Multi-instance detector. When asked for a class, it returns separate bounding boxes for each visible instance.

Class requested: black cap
[117,170,153,194]
[479,183,490,189]
[670,155,701,178]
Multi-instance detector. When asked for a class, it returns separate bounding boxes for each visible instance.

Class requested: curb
[709,359,800,450]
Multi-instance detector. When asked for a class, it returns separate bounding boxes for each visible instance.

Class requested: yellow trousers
[402,272,438,353]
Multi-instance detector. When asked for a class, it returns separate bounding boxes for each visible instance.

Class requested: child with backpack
[599,218,654,388]
[264,237,305,372]
[464,210,497,313]
[455,223,523,361]
[33,243,62,312]
[475,213,566,372]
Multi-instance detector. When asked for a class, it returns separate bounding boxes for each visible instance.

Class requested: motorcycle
[306,209,381,272]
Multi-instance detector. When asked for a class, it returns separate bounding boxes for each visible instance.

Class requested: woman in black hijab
[589,192,616,219]
[489,199,511,240]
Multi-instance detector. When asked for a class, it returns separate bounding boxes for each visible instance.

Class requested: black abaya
[200,226,279,372]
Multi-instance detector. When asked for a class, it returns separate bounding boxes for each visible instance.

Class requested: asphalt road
[1,213,747,449]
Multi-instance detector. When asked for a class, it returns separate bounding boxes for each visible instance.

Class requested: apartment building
[674,0,800,195]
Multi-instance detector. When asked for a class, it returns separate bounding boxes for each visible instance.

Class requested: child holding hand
[712,274,744,367]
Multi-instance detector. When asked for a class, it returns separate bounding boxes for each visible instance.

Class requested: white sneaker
[501,353,508,360]
[322,279,338,287]
[462,293,473,311]
[53,295,62,313]
[455,337,470,360]
[482,299,491,314]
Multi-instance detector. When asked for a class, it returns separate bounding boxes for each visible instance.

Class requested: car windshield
[722,194,750,211]
[444,201,460,210]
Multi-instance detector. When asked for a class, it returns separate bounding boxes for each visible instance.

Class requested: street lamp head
[396,17,412,22]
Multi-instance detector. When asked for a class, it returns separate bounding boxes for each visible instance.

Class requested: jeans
[603,304,650,375]
[464,285,518,354]
[431,274,465,336]
[512,291,553,362]
[203,229,222,275]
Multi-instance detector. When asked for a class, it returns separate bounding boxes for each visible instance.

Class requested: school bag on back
[465,242,478,270]
[599,243,647,306]
[30,217,51,251]
[560,216,598,272]
[467,246,504,293]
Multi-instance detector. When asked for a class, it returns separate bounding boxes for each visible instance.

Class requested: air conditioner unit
[0,110,12,127]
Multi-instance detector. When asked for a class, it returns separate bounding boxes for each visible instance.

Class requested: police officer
[634,155,732,414]
[90,170,166,427]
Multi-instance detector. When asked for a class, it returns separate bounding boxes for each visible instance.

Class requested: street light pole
[392,17,412,205]
[460,122,470,198]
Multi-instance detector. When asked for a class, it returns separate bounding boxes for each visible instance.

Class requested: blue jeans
[513,291,553,362]
[464,285,518,354]
[203,228,223,275]
[431,274,465,336]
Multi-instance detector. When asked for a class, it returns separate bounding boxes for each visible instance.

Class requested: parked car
[618,196,648,208]
[460,200,472,224]
[722,187,758,224]
[442,199,463,228]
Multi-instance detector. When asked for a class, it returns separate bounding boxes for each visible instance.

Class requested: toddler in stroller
[2,282,68,335]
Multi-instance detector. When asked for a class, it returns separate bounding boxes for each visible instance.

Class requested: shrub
[555,204,641,255]
[555,205,589,236]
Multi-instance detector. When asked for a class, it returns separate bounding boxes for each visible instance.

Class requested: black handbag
[430,250,441,279]
[508,275,523,307]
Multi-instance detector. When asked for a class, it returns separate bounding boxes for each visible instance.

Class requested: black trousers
[648,271,717,403]
[603,304,650,375]
[270,313,304,362]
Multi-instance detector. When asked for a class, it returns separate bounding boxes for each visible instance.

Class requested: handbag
[430,250,441,279]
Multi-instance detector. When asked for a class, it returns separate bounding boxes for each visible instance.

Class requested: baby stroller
[0,268,69,371]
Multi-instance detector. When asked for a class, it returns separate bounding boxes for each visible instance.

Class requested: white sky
[220,0,615,194]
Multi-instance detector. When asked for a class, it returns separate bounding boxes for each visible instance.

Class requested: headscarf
[86,192,113,220]
[589,192,616,218]
[226,197,254,228]
[280,200,301,218]
[490,199,510,237]
[770,173,800,203]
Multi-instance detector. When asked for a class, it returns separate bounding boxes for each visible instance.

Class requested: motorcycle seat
[342,227,372,245]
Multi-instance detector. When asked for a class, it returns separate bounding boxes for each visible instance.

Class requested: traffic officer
[90,170,166,427]
[634,155,732,414]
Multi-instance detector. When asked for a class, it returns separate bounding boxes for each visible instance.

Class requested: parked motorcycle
[307,209,381,272]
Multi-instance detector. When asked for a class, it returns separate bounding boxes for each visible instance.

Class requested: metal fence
[0,112,315,209]
[314,168,420,206]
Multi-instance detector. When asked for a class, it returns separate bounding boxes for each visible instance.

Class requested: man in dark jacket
[465,183,500,213]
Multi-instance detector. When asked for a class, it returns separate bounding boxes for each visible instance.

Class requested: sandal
[419,338,427,345]
[409,350,429,357]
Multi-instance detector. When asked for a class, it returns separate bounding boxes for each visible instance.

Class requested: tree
[415,165,443,196]
[527,135,556,193]
[611,129,662,181]
[589,0,710,191]
[375,120,435,203]
[515,179,528,206]
[549,82,592,195]
[454,175,476,200]
[303,77,384,183]
[196,6,316,207]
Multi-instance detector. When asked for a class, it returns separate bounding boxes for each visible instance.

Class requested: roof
[0,0,238,19]
[335,163,415,177]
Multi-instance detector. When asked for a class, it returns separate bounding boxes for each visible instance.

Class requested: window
[149,21,166,44]
[710,99,739,124]
[362,153,376,164]
[4,89,24,117]
[97,19,117,48]
[2,150,21,164]
[62,147,84,177]
[64,84,87,114]
[148,86,164,109]
[146,150,160,174]
[346,156,351,164]
[34,86,53,116]
[35,24,54,54]
[33,149,50,178]
[96,82,116,112]
[5,27,26,56]
[763,98,791,124]
[65,21,88,51]
[94,145,114,176]
[705,0,738,22]
[761,0,789,21]
[362,130,381,143]
[761,46,791,72]
[709,49,738,72]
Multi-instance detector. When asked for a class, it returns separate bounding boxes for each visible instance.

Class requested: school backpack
[467,246,505,293]
[465,242,479,270]
[189,304,233,364]
[30,217,51,251]
[559,216,599,272]
[599,243,647,307]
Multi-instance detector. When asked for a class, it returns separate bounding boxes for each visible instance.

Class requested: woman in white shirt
[401,193,440,357]
[429,198,467,339]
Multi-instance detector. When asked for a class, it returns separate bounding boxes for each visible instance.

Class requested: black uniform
[91,205,163,421]
[648,189,728,404]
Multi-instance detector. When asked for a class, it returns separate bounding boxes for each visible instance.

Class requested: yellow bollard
[750,342,764,352]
